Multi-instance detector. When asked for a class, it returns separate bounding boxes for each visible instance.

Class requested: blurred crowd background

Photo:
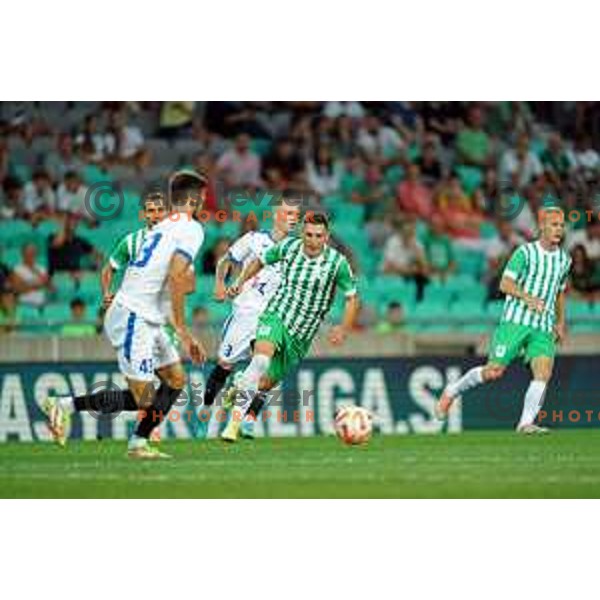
[1,101,600,338]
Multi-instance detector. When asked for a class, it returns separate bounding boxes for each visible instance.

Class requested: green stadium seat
[454,283,487,305]
[16,305,44,324]
[454,248,486,278]
[332,204,365,228]
[455,166,483,195]
[43,303,72,325]
[1,247,22,268]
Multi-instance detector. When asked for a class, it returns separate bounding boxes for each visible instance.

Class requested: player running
[43,170,208,458]
[220,212,359,442]
[435,207,571,433]
[199,197,300,438]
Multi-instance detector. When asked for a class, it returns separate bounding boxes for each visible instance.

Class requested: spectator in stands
[381,220,429,301]
[307,144,342,197]
[202,237,231,275]
[567,220,600,261]
[23,169,55,221]
[331,115,357,158]
[105,109,148,168]
[485,219,526,300]
[159,102,196,139]
[44,133,84,183]
[541,133,573,186]
[12,243,53,309]
[0,289,17,334]
[323,102,365,120]
[263,138,305,188]
[570,244,600,300]
[455,105,493,168]
[56,171,89,218]
[434,176,483,239]
[48,215,100,276]
[499,133,543,190]
[357,114,404,161]
[0,176,25,219]
[417,139,444,184]
[396,164,433,220]
[216,133,262,188]
[0,249,14,294]
[75,114,108,164]
[423,213,456,281]
[568,135,600,183]
[60,298,96,337]
[375,301,405,334]
[421,102,463,145]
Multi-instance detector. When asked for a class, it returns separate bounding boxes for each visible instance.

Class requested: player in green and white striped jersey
[221,212,360,442]
[436,207,571,433]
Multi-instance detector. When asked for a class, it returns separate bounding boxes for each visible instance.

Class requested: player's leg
[516,331,555,434]
[43,304,150,446]
[200,310,254,437]
[129,328,187,451]
[435,322,526,420]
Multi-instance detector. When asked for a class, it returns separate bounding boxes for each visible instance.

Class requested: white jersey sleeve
[228,232,256,265]
[174,219,205,264]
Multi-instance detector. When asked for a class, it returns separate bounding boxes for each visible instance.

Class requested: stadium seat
[454,283,488,305]
[455,165,483,195]
[454,247,486,278]
[43,303,72,325]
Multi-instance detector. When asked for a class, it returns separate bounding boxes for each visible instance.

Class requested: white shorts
[104,302,180,382]
[217,306,261,365]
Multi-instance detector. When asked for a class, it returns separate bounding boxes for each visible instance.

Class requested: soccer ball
[334,405,373,445]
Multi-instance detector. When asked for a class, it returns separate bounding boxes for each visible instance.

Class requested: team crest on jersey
[495,345,507,358]
[257,325,271,336]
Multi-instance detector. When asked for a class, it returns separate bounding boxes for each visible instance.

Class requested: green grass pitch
[2,430,600,498]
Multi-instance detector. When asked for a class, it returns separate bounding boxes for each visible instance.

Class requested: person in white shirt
[13,244,53,308]
[44,171,209,459]
[23,169,56,218]
[104,110,146,165]
[357,115,404,159]
[566,221,600,260]
[499,134,543,189]
[56,171,89,217]
[200,196,300,439]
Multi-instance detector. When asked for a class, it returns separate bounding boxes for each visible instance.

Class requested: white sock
[445,367,484,400]
[58,396,74,413]
[236,354,271,414]
[128,434,147,450]
[518,380,547,428]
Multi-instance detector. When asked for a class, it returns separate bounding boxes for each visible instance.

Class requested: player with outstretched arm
[435,207,571,433]
[220,211,360,442]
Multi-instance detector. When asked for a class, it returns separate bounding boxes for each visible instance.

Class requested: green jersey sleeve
[559,255,572,292]
[336,257,358,297]
[263,238,297,265]
[107,234,132,270]
[502,246,527,282]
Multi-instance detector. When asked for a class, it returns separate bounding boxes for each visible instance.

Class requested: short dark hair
[70,297,85,310]
[388,301,403,311]
[169,169,207,209]
[303,211,330,230]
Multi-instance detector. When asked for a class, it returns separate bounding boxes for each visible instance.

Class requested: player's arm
[499,247,545,313]
[554,258,571,343]
[101,235,130,309]
[216,233,254,301]
[168,253,207,364]
[329,258,359,345]
[226,237,291,297]
[554,290,566,343]
[226,258,264,297]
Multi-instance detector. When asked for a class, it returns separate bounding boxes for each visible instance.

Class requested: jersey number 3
[130,233,163,268]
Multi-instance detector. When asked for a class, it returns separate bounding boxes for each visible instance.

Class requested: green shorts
[488,322,555,366]
[255,312,310,384]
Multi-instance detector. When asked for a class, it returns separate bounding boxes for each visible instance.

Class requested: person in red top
[396,164,433,220]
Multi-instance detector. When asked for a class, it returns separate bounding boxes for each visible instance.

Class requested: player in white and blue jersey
[199,196,300,438]
[43,171,208,459]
